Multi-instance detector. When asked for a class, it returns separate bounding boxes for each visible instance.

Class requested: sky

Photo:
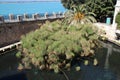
[0,0,60,1]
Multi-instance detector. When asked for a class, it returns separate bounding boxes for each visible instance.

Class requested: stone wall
[0,19,60,47]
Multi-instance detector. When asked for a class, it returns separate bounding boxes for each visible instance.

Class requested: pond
[0,41,120,80]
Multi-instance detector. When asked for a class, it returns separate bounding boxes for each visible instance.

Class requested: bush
[17,20,99,73]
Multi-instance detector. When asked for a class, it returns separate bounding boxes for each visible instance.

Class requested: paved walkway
[94,23,120,46]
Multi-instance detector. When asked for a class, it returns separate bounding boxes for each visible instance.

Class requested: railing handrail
[0,42,21,52]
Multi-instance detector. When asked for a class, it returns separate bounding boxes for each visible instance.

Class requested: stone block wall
[0,19,60,47]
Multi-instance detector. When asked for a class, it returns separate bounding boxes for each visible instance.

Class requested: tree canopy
[61,0,86,9]
[61,0,117,22]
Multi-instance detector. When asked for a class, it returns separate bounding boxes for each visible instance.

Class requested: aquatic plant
[17,20,99,73]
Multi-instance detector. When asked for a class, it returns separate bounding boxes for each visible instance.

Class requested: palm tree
[63,4,96,25]
[61,0,116,22]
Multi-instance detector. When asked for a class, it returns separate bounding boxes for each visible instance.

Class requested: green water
[0,42,120,80]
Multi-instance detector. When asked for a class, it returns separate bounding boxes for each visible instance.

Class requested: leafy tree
[61,0,116,22]
[61,0,85,9]
[112,0,117,5]
[17,20,99,73]
[86,0,115,22]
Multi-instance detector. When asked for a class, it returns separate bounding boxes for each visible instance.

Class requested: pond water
[0,41,120,80]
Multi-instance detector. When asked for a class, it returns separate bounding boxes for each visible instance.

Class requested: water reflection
[104,43,113,69]
[0,42,120,80]
[101,41,120,69]
[99,41,120,80]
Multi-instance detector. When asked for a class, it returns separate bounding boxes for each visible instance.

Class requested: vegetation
[116,13,120,29]
[63,4,96,25]
[61,0,116,22]
[61,0,86,9]
[17,20,99,73]
[86,0,115,22]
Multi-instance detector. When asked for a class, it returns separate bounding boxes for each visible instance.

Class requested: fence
[0,12,65,23]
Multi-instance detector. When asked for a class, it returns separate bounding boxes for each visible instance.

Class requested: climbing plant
[17,20,99,73]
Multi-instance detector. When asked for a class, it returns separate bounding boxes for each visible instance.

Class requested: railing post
[53,12,57,18]
[32,14,36,20]
[32,13,40,20]
[44,12,48,19]
[24,13,29,19]
[58,11,62,17]
[17,15,23,22]
[63,12,65,17]
[0,15,4,23]
[36,13,40,19]
[9,14,14,20]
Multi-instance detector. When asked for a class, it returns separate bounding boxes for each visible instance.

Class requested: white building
[112,0,120,29]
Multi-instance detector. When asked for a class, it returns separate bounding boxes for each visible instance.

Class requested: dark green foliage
[61,0,116,22]
[61,0,85,9]
[17,20,99,73]
[86,0,115,22]
[116,13,120,29]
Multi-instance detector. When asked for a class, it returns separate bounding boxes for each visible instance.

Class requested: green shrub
[17,20,99,73]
